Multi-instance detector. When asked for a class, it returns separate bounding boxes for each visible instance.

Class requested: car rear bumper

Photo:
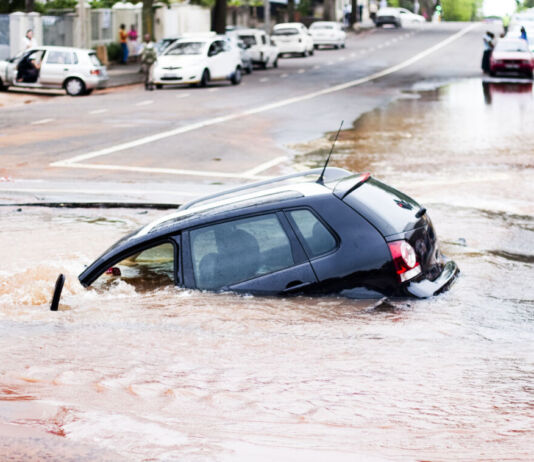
[312,38,342,46]
[277,43,306,54]
[405,260,459,298]
[490,63,533,73]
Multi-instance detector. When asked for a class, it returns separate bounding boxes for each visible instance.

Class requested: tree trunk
[212,0,227,34]
[323,0,335,21]
[25,0,34,12]
[142,0,154,40]
[287,0,295,22]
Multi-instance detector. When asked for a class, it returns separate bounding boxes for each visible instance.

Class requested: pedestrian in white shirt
[23,29,36,50]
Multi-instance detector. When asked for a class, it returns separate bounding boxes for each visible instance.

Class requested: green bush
[106,42,122,63]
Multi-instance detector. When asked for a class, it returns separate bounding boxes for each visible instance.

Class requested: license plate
[164,73,177,79]
[505,64,520,68]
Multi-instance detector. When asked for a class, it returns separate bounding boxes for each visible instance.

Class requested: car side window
[103,242,177,290]
[190,214,295,290]
[261,35,267,45]
[47,51,73,65]
[288,210,337,258]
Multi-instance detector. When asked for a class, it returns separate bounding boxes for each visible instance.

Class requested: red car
[490,39,534,78]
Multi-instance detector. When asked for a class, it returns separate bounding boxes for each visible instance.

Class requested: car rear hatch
[333,175,444,283]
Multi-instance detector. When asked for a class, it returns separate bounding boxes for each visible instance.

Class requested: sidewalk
[106,62,144,88]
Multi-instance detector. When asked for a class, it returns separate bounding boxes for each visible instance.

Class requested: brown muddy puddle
[1,78,534,461]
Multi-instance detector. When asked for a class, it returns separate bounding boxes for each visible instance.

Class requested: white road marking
[135,100,154,106]
[241,156,288,177]
[89,109,108,115]
[176,93,190,98]
[280,73,288,78]
[207,88,219,92]
[51,24,479,174]
[297,69,306,74]
[259,77,269,82]
[0,186,199,197]
[59,162,270,180]
[31,118,54,125]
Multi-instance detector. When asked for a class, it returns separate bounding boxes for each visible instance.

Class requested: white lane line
[59,163,270,180]
[135,100,154,106]
[51,24,479,170]
[176,93,190,98]
[242,156,288,177]
[89,109,108,115]
[280,73,288,78]
[0,187,199,197]
[31,118,54,125]
[297,69,305,74]
[259,77,269,82]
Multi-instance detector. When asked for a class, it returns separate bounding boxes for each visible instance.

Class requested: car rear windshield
[342,178,422,236]
[238,35,257,46]
[166,41,204,55]
[273,28,299,35]
[495,40,529,52]
[89,53,102,66]
[311,24,334,30]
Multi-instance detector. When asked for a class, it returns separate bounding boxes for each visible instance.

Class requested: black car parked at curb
[78,168,459,299]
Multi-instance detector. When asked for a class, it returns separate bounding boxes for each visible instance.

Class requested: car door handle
[283,280,312,293]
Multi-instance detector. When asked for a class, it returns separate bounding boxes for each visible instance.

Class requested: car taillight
[90,69,100,75]
[388,240,421,282]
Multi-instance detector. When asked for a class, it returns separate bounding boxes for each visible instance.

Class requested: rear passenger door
[40,49,74,87]
[185,212,317,295]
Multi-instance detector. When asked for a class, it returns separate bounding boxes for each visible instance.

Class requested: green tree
[441,0,481,21]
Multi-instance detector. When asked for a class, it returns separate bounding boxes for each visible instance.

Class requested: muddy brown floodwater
[1,78,533,461]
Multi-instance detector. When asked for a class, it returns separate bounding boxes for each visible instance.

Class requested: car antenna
[317,120,343,185]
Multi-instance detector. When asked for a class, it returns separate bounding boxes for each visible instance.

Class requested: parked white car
[152,35,243,88]
[309,21,346,49]
[271,22,314,57]
[0,46,108,96]
[376,7,425,28]
[236,28,280,69]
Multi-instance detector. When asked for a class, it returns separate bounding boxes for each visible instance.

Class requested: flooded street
[1,78,533,461]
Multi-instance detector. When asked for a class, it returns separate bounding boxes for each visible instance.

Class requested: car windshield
[311,24,334,30]
[89,53,102,66]
[496,40,529,52]
[165,41,204,56]
[156,38,177,54]
[273,28,299,36]
[238,35,257,46]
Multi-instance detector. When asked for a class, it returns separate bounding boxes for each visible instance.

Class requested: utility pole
[78,0,86,48]
[264,0,270,33]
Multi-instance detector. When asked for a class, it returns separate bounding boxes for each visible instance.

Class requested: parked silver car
[0,46,108,96]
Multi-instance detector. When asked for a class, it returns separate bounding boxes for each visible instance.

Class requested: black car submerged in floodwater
[78,168,459,299]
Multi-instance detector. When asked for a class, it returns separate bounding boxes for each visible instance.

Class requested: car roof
[236,29,265,35]
[31,45,94,53]
[273,23,304,28]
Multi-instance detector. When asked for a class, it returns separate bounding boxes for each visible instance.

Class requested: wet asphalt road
[0,22,491,204]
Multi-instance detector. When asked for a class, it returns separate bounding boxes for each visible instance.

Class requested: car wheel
[301,51,307,58]
[245,64,253,74]
[0,78,8,91]
[334,44,339,49]
[273,57,279,68]
[156,84,163,89]
[314,44,318,50]
[199,69,210,87]
[231,67,242,85]
[64,77,85,96]
[341,42,346,49]
[309,48,314,56]
[260,60,267,70]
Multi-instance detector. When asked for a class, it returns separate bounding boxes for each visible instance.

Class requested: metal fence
[0,14,9,60]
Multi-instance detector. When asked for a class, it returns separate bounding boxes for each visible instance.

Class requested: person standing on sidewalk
[482,31,495,74]
[140,34,157,90]
[119,24,129,64]
[23,29,36,50]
